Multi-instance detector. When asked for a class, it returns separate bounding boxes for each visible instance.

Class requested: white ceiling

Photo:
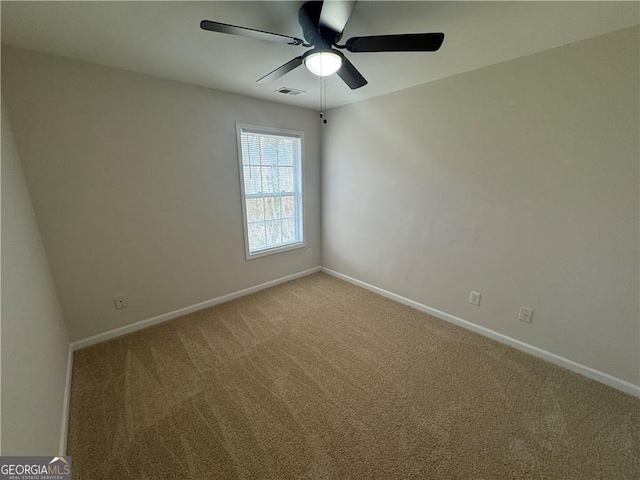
[1,1,638,110]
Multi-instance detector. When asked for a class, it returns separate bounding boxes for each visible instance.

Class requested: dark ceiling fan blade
[337,55,367,90]
[200,20,306,46]
[256,56,304,83]
[345,32,445,52]
[318,0,357,35]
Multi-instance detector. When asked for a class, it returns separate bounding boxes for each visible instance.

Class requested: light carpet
[67,272,639,479]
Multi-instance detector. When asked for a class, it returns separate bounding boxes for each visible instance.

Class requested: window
[237,124,304,259]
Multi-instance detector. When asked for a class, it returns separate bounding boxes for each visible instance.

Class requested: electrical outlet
[469,291,481,306]
[519,306,533,323]
[307,248,312,257]
[114,295,128,310]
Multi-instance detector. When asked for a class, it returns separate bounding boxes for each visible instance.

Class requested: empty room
[1,1,638,479]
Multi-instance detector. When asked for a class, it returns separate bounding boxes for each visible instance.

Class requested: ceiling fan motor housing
[299,1,342,49]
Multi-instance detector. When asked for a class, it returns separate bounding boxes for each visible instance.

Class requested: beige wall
[1,46,321,342]
[322,27,640,385]
[1,99,70,454]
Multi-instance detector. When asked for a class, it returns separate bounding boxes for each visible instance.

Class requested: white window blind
[237,125,304,259]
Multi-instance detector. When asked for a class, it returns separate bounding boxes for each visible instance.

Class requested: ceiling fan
[200,0,444,90]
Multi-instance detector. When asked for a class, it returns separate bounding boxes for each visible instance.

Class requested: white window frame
[236,123,305,260]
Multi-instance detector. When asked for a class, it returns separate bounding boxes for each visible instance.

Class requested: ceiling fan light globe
[304,51,342,77]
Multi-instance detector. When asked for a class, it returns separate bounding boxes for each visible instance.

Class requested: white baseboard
[70,267,321,351]
[321,267,640,398]
[67,264,638,398]
[59,343,73,455]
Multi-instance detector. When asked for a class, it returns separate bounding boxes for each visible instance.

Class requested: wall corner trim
[70,266,322,351]
[321,267,640,398]
[59,344,73,455]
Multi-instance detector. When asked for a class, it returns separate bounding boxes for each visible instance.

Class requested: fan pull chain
[324,77,328,124]
[319,77,324,124]
[319,77,328,124]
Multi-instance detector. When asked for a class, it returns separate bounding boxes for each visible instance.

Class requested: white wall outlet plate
[519,306,533,323]
[114,295,128,309]
[469,291,481,306]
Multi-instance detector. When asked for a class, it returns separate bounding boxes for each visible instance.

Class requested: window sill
[246,241,305,260]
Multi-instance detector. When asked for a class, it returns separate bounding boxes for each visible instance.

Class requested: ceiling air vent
[275,87,305,96]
